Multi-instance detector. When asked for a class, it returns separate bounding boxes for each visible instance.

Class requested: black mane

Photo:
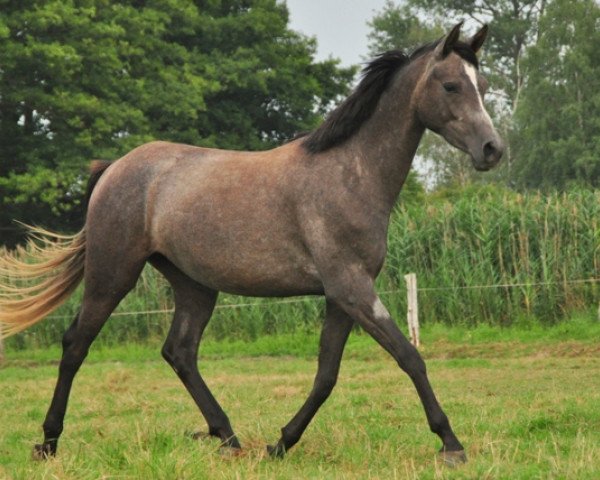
[303,40,478,154]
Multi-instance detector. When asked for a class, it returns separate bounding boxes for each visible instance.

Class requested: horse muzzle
[470,137,504,171]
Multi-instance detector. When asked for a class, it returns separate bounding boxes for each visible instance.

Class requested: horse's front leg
[268,300,353,457]
[325,269,466,465]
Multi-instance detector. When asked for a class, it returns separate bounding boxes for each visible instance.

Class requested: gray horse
[0,23,502,464]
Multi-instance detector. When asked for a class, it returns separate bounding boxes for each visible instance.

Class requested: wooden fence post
[404,273,420,348]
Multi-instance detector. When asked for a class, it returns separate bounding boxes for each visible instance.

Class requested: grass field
[1,320,600,479]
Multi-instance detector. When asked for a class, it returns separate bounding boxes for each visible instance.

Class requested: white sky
[285,0,391,67]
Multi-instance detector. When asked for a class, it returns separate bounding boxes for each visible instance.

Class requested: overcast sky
[285,0,390,67]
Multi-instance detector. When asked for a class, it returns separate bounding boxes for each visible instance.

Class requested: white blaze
[463,61,494,127]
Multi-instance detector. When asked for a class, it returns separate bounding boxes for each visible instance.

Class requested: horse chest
[301,209,389,279]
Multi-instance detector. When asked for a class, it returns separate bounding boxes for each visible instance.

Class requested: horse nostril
[483,141,497,159]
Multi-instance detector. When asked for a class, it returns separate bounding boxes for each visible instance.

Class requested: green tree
[512,0,600,189]
[367,0,443,55]
[0,0,354,246]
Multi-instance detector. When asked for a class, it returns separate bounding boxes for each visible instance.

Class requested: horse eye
[443,83,459,93]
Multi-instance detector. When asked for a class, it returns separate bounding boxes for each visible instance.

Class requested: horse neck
[344,63,425,209]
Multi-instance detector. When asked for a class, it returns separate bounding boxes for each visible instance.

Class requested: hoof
[439,449,467,467]
[267,443,286,459]
[32,443,56,461]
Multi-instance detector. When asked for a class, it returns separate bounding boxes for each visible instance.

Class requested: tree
[512,0,600,189]
[367,0,443,55]
[190,0,354,150]
[0,0,355,246]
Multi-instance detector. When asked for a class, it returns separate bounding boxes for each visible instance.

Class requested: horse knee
[161,344,181,369]
[162,344,195,377]
[161,343,174,364]
[59,340,91,376]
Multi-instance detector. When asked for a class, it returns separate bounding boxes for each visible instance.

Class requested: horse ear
[470,24,488,53]
[435,21,463,58]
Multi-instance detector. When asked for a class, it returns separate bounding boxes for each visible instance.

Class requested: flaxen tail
[0,161,111,339]
[0,228,86,337]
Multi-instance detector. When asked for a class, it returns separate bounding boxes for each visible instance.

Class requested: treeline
[6,186,598,349]
[0,0,354,246]
[2,0,600,248]
[1,1,599,346]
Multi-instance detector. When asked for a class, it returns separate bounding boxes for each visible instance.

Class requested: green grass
[1,322,599,479]
[5,312,599,364]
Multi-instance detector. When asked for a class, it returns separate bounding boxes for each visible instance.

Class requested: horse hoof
[439,449,467,467]
[32,443,55,461]
[267,443,286,459]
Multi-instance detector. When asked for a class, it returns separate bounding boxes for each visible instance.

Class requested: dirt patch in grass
[422,340,600,359]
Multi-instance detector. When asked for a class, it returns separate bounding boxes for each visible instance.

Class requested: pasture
[1,319,599,479]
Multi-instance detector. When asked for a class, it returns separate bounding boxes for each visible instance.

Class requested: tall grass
[386,186,599,326]
[3,186,599,348]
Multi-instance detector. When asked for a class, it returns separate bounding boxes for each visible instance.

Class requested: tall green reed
[4,186,598,348]
[386,186,599,326]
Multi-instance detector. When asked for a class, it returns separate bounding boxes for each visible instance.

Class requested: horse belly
[156,222,323,297]
[149,153,323,295]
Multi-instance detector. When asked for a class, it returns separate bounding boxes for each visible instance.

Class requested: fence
[1,274,595,357]
[2,189,599,351]
[26,276,598,320]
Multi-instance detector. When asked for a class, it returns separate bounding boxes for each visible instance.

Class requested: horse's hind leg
[151,256,240,449]
[33,258,145,459]
[268,301,354,457]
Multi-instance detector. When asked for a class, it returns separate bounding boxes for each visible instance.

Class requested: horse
[0,23,503,464]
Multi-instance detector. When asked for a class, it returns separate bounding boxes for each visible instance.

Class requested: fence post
[404,273,420,348]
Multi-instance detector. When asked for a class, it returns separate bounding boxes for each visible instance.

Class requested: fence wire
[42,277,600,320]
